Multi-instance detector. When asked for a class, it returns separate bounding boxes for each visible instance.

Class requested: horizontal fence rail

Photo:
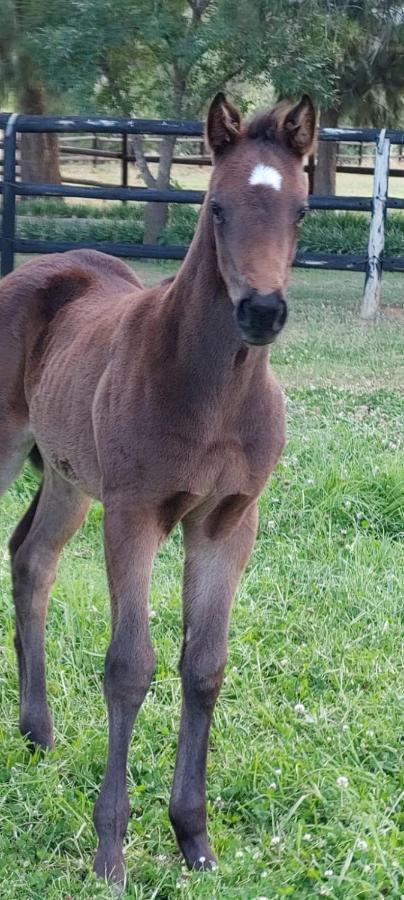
[1,112,404,316]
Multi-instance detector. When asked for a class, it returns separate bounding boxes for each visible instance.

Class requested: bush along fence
[1,112,404,318]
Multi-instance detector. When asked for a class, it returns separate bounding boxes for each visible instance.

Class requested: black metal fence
[1,113,404,303]
[3,133,404,189]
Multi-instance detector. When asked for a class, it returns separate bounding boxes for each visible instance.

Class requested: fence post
[360,128,390,320]
[121,133,128,188]
[1,113,18,277]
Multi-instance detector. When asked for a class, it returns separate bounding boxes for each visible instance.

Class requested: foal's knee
[180,649,226,709]
[10,542,56,596]
[104,641,155,709]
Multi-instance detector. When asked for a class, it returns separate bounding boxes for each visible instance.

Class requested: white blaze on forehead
[249,163,282,191]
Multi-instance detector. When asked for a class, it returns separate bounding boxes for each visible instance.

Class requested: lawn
[0,269,403,899]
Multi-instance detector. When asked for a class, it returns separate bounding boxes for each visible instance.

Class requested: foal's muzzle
[236,290,288,345]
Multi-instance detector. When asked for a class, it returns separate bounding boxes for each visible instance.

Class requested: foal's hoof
[93,846,126,890]
[179,835,217,871]
[20,714,54,753]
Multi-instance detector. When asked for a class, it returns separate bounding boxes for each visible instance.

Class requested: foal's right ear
[206,93,242,158]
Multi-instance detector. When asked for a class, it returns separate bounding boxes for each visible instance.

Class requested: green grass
[0,269,403,898]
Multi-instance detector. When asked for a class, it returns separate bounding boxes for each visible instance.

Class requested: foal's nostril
[271,297,288,331]
[236,297,251,327]
[250,292,287,328]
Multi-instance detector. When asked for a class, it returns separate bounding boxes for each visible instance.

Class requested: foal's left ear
[283,95,316,157]
[206,92,242,157]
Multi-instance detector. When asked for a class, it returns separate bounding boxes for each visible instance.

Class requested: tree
[311,1,404,194]
[28,0,335,241]
[0,0,62,184]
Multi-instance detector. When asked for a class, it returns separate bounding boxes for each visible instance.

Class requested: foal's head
[206,93,316,345]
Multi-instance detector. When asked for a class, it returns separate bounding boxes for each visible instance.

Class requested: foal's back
[0,250,147,496]
[0,249,143,389]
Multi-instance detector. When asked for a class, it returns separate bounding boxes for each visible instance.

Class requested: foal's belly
[27,346,105,498]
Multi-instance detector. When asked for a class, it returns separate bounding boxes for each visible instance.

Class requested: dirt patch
[380,305,404,321]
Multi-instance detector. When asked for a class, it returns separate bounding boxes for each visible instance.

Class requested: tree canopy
[1,0,404,216]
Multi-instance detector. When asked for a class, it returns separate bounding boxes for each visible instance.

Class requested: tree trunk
[314,107,339,196]
[19,84,61,185]
[143,135,177,244]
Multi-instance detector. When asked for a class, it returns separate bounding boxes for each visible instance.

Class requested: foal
[0,93,315,882]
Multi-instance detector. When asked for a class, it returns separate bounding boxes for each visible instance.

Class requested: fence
[1,112,404,317]
[2,133,404,191]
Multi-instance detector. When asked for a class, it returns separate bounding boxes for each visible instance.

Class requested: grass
[0,268,403,899]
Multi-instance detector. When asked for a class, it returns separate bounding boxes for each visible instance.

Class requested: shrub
[9,201,404,257]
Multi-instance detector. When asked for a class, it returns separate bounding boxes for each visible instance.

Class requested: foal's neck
[164,202,267,390]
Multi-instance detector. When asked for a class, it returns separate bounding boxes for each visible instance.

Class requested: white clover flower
[270,836,281,847]
[324,869,333,877]
[303,833,311,842]
[357,839,368,851]
[274,767,282,776]
[235,849,244,858]
[294,702,305,716]
[336,775,349,788]
[269,782,277,790]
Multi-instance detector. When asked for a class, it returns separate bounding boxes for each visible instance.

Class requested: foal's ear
[283,94,316,157]
[206,93,242,157]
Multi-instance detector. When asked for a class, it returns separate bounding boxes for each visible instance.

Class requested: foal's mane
[245,98,317,157]
[246,101,295,143]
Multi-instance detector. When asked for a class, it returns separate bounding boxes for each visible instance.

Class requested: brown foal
[0,93,315,883]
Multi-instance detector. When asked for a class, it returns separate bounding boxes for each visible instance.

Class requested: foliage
[308,0,404,124]
[0,0,65,110]
[13,201,404,256]
[21,1,336,118]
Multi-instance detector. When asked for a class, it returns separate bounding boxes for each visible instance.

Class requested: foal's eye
[211,201,225,225]
[296,205,309,225]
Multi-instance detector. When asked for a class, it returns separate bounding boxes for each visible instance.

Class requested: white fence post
[360,128,390,320]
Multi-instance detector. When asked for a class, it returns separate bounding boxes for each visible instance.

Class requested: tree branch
[187,0,212,21]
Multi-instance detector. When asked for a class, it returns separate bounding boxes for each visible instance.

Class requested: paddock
[0,264,402,899]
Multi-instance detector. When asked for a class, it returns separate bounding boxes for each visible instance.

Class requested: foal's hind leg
[10,467,90,749]
[0,420,33,497]
[169,502,258,869]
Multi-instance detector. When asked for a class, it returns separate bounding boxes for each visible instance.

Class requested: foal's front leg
[93,499,160,884]
[169,501,258,869]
